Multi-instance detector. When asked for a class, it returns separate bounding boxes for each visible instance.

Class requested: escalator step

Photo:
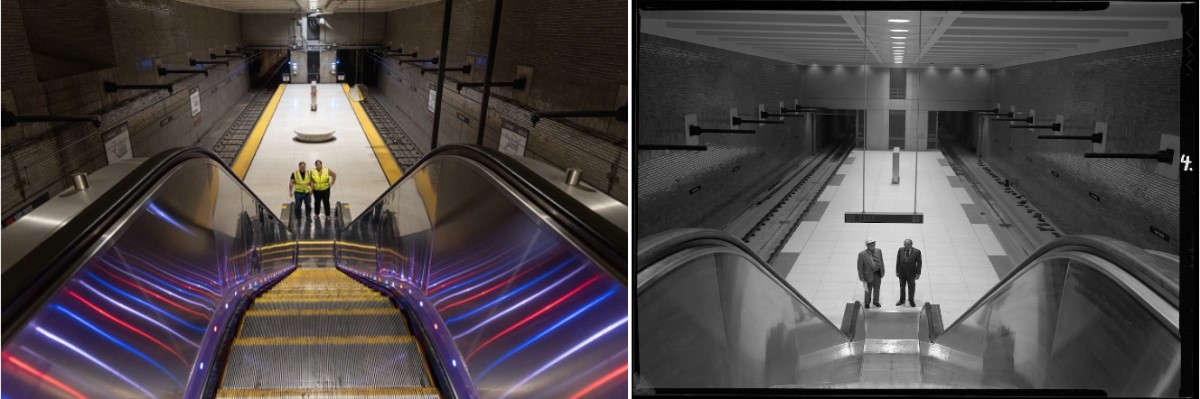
[216,387,439,399]
[220,341,434,390]
[252,300,393,310]
[238,314,412,338]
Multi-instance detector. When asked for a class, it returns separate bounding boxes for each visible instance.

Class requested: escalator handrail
[342,144,626,279]
[635,228,850,340]
[940,234,1180,336]
[1,147,287,340]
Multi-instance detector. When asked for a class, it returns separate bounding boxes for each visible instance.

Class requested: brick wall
[2,0,251,217]
[372,0,628,201]
[637,33,815,238]
[984,39,1181,252]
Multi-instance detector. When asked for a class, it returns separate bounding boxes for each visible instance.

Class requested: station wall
[984,39,1181,253]
[372,0,628,201]
[637,33,812,238]
[2,0,255,217]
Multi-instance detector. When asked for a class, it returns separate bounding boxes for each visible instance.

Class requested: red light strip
[568,364,627,399]
[3,353,89,399]
[467,275,600,359]
[67,291,188,363]
[96,267,206,318]
[437,257,550,312]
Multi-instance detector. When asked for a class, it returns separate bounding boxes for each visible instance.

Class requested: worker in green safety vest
[312,159,337,220]
[289,161,313,222]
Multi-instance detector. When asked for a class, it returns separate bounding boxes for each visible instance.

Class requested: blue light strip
[443,256,575,324]
[87,272,204,332]
[35,327,157,397]
[499,317,627,398]
[55,306,182,384]
[474,287,618,378]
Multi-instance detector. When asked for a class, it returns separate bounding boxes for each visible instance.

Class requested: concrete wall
[637,33,814,238]
[2,0,252,216]
[372,0,628,201]
[983,39,1181,253]
[801,65,992,150]
[241,12,387,47]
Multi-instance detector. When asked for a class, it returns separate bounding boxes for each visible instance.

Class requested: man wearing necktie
[895,238,923,307]
[857,239,884,309]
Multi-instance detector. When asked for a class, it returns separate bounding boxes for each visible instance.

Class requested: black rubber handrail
[940,234,1179,336]
[1,147,286,340]
[635,228,848,338]
[342,144,626,280]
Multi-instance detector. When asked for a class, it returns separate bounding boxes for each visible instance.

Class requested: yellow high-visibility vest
[312,168,331,191]
[293,170,312,193]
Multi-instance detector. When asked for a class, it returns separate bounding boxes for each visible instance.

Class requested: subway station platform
[239,83,396,220]
[778,150,1008,326]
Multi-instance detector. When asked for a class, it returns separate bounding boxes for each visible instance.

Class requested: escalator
[2,145,628,398]
[634,229,1179,396]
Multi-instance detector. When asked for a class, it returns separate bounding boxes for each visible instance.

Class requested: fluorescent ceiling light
[890,29,908,33]
[888,18,910,23]
[891,36,906,39]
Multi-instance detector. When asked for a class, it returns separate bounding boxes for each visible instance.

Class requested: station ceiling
[641,2,1183,68]
[175,0,437,13]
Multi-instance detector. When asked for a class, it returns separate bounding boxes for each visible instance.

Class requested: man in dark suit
[857,239,884,309]
[895,238,923,307]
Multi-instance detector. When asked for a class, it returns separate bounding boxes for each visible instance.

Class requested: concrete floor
[241,83,392,221]
[778,150,1008,327]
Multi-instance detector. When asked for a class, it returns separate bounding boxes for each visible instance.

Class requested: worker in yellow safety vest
[312,159,337,220]
[288,161,313,222]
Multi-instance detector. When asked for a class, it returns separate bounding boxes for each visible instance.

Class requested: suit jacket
[896,247,922,279]
[857,248,884,283]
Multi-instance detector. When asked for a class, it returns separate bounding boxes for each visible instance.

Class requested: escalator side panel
[925,253,1179,395]
[340,156,628,398]
[1,159,293,399]
[637,246,856,389]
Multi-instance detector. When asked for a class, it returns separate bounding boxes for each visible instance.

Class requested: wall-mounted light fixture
[421,64,471,76]
[189,58,228,66]
[456,77,527,92]
[1010,123,1061,132]
[968,108,999,114]
[103,81,174,94]
[400,57,439,65]
[1037,133,1103,143]
[158,67,208,76]
[689,125,755,136]
[1,109,100,128]
[993,116,1034,123]
[760,110,805,119]
[386,51,418,58]
[1083,148,1173,164]
[211,53,243,59]
[530,105,627,127]
[732,116,784,126]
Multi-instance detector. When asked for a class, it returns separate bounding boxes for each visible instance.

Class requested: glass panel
[977,259,1068,388]
[1,159,292,398]
[637,250,852,389]
[1045,260,1180,396]
[340,155,628,398]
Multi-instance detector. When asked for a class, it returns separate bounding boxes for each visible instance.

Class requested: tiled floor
[242,84,392,221]
[782,150,1006,327]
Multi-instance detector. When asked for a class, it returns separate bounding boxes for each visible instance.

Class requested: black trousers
[863,271,881,304]
[898,275,916,302]
[313,189,331,216]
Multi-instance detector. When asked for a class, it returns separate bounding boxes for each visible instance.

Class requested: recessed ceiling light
[888,18,910,23]
[892,46,904,49]
[890,29,909,33]
[891,36,906,40]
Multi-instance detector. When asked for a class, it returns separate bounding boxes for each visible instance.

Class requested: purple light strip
[35,327,157,397]
[77,281,198,344]
[451,266,588,339]
[432,244,557,305]
[499,317,628,399]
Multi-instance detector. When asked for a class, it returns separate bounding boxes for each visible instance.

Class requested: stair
[217,268,439,399]
[858,308,928,389]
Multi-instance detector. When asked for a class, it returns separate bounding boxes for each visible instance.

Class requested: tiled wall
[984,39,1181,252]
[2,0,256,217]
[372,0,628,201]
[637,33,815,238]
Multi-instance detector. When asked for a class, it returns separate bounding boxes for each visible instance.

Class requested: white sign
[427,84,437,113]
[189,87,201,116]
[101,123,133,165]
[499,119,529,157]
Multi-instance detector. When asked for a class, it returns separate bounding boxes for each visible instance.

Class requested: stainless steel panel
[637,247,853,389]
[340,155,628,398]
[1,158,293,399]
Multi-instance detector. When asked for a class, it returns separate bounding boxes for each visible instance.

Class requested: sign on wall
[427,84,437,113]
[189,87,201,116]
[499,119,529,157]
[102,123,133,165]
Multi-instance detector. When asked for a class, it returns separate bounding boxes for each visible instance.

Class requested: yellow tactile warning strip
[217,387,440,398]
[231,84,286,179]
[342,83,403,184]
[217,268,438,397]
